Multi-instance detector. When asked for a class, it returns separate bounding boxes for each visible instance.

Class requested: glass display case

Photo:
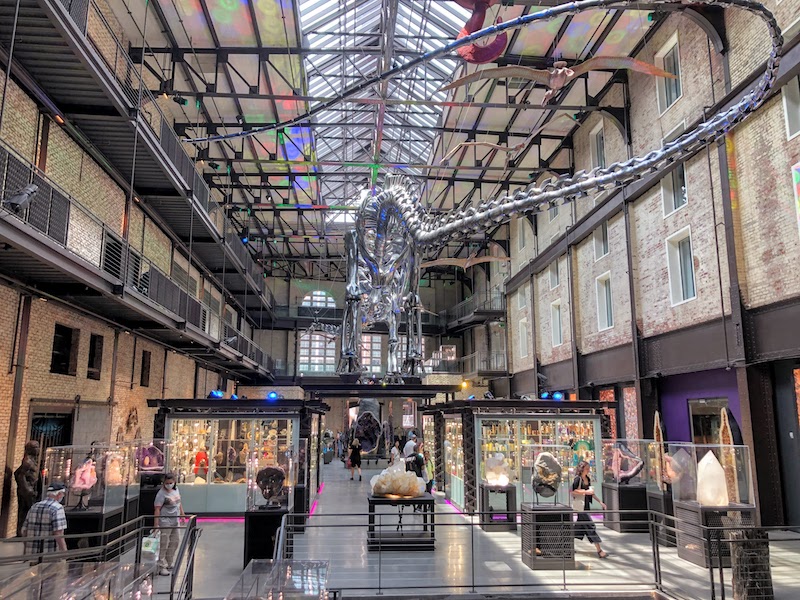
[520,444,573,505]
[224,560,329,600]
[423,414,436,486]
[42,444,126,513]
[165,416,299,513]
[667,443,754,507]
[476,415,602,509]
[646,440,670,493]
[135,439,169,474]
[0,562,154,599]
[601,439,647,486]
[246,439,299,511]
[443,417,464,508]
[308,415,320,506]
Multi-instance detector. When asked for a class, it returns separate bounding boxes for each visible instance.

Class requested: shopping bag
[142,530,161,561]
[571,493,586,512]
[346,458,352,468]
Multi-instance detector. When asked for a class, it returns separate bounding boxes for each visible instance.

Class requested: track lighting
[240,228,249,244]
[172,94,188,106]
[209,161,220,170]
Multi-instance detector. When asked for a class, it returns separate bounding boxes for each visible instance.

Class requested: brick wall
[129,206,145,252]
[0,70,39,162]
[573,212,633,353]
[0,285,21,532]
[45,126,83,199]
[534,254,572,366]
[730,94,800,307]
[143,218,172,274]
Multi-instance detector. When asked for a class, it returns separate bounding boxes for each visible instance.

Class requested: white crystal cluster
[485,453,510,487]
[370,463,425,497]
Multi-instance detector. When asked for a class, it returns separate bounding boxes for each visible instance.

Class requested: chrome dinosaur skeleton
[337,0,782,383]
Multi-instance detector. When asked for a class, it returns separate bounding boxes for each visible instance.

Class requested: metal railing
[0,515,201,600]
[222,323,272,371]
[271,507,800,599]
[50,0,268,295]
[462,350,507,373]
[424,350,462,373]
[441,290,505,322]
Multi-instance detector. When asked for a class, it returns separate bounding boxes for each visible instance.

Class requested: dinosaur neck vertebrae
[362,0,782,250]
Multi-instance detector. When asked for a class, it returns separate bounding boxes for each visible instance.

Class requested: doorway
[773,362,800,526]
[688,398,728,444]
[30,412,73,462]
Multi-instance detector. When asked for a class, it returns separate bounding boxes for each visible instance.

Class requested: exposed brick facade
[0,71,39,162]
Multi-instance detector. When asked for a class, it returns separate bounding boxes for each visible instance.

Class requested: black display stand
[294,484,308,527]
[674,500,756,568]
[647,489,676,547]
[601,482,648,533]
[138,473,163,519]
[520,503,575,570]
[367,493,435,551]
[124,493,140,523]
[479,483,517,531]
[244,506,291,567]
[64,507,124,552]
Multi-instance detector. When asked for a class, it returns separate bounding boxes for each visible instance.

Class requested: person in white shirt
[154,473,186,575]
[390,440,401,466]
[403,432,417,460]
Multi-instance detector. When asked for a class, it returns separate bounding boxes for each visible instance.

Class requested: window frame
[549,204,559,222]
[517,288,527,310]
[590,122,606,170]
[782,74,800,140]
[361,333,383,374]
[550,300,563,347]
[140,349,152,388]
[298,332,337,374]
[518,318,529,358]
[655,32,683,114]
[666,226,697,306]
[301,290,337,309]
[596,272,614,331]
[518,218,527,251]
[549,261,559,290]
[50,323,80,376]
[87,333,104,380]
[661,121,688,217]
[594,220,610,260]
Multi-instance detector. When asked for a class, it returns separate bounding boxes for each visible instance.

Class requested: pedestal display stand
[601,482,648,533]
[367,493,435,551]
[244,507,291,567]
[65,508,125,551]
[520,503,575,570]
[479,483,517,531]
[674,501,756,568]
[647,489,676,547]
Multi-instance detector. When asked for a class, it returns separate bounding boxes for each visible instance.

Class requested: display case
[246,440,299,511]
[165,416,298,514]
[42,444,126,514]
[645,440,675,547]
[423,414,436,483]
[225,560,329,600]
[443,417,464,508]
[520,444,572,506]
[136,439,169,473]
[476,415,602,511]
[667,443,756,567]
[600,439,648,533]
[307,414,320,510]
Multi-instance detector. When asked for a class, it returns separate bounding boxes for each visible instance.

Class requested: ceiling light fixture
[172,94,188,106]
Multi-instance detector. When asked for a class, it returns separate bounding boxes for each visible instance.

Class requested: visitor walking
[349,438,362,481]
[21,482,68,558]
[403,432,417,458]
[571,461,608,558]
[390,440,401,466]
[154,473,186,576]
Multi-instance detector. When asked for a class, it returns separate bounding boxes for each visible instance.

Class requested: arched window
[301,290,336,308]
[298,332,337,374]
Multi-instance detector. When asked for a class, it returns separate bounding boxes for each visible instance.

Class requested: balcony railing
[53,0,267,286]
[441,290,505,323]
[222,323,272,372]
[424,351,462,374]
[462,351,507,374]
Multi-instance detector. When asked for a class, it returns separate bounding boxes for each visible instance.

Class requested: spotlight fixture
[3,184,39,213]
[172,94,188,106]
[484,391,495,400]
[208,161,220,170]
[552,391,564,401]
[540,391,551,399]
[240,228,249,244]
[223,335,238,345]
[461,381,468,389]
[236,115,245,124]
[231,394,238,400]
[267,391,283,401]
[207,390,225,399]
[467,394,476,400]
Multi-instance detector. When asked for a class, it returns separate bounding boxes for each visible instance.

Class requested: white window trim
[518,218,527,250]
[518,318,529,358]
[589,121,605,170]
[549,204,559,222]
[665,225,697,307]
[655,32,682,116]
[550,300,563,348]
[661,121,688,218]
[782,75,800,141]
[596,271,614,332]
[549,261,559,290]
[594,220,610,262]
[517,289,527,310]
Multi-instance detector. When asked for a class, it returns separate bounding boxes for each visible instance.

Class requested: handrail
[441,290,505,322]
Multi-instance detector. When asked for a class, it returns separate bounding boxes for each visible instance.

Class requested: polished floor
[156,459,800,598]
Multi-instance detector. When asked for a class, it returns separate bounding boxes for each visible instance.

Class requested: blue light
[540,391,550,399]
[231,394,238,400]
[241,236,249,244]
[267,391,279,401]
[467,395,476,400]
[208,390,224,399]
[553,391,564,401]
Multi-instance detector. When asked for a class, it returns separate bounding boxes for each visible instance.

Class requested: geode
[353,398,382,453]
[256,466,286,504]
[532,452,562,498]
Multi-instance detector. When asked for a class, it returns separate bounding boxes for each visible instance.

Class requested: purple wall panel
[658,368,741,442]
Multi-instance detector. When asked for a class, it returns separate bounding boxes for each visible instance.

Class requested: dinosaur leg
[384,310,403,384]
[338,231,364,378]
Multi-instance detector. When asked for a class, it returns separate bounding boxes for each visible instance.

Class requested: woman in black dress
[571,460,609,558]
[349,438,362,481]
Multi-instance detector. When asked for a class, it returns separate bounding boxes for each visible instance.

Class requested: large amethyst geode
[256,466,286,502]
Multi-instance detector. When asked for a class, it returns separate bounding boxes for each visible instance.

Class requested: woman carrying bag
[571,460,608,559]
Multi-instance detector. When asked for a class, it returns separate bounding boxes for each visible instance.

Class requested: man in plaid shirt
[21,482,68,556]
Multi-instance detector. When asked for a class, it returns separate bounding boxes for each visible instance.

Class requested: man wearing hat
[403,432,418,460]
[21,482,68,556]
